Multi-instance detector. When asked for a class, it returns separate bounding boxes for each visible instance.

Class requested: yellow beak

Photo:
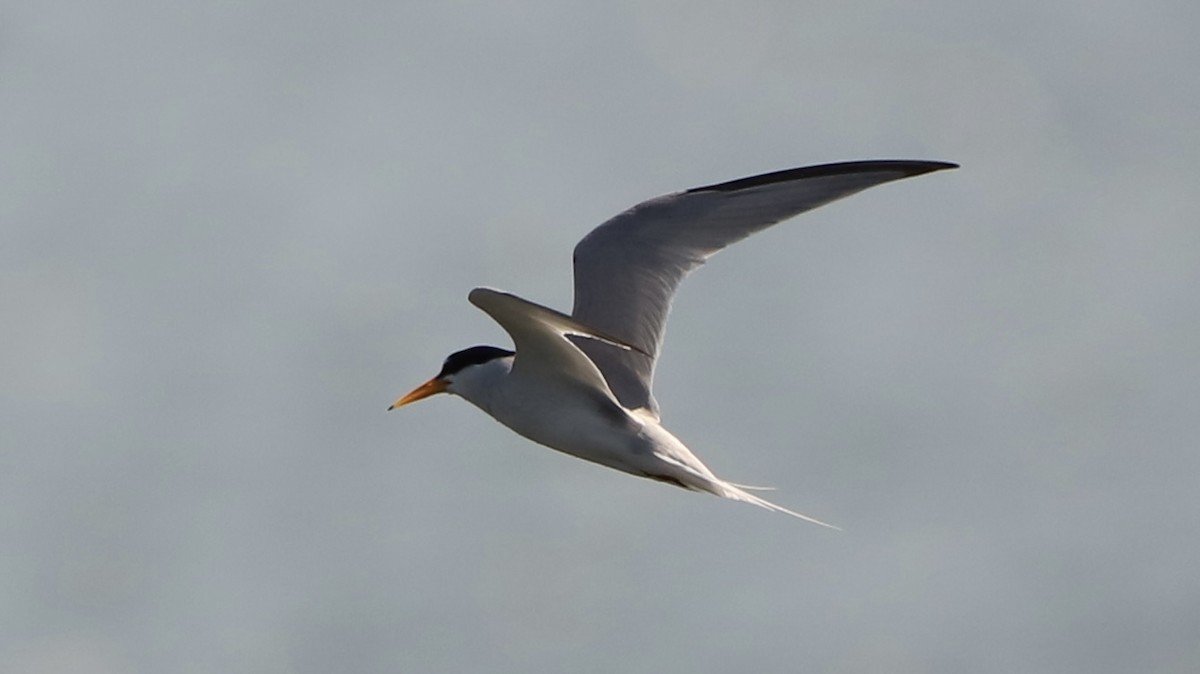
[388,377,448,410]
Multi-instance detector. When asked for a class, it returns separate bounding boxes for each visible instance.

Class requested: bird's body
[392,160,957,527]
[462,352,703,487]
[423,338,808,519]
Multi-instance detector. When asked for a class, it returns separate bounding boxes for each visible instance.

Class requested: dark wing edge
[687,160,959,193]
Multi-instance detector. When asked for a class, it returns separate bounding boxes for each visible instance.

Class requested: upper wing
[467,287,643,397]
[571,159,958,416]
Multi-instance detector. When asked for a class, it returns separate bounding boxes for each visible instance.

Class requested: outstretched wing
[571,159,957,416]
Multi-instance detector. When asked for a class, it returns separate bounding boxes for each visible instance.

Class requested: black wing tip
[686,159,959,193]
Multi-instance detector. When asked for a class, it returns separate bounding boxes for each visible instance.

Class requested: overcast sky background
[4,1,1199,672]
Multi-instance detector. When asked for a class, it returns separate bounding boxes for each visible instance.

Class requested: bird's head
[388,345,515,410]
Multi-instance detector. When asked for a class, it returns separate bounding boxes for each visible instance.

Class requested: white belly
[482,376,717,485]
[493,382,642,464]
[449,360,718,486]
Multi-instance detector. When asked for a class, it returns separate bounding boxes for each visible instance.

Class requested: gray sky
[3,1,1199,672]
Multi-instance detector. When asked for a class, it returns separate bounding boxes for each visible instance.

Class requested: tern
[391,160,957,527]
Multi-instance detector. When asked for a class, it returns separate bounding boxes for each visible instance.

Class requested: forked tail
[717,482,841,530]
[646,449,840,529]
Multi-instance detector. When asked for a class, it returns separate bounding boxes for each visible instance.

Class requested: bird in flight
[391,160,957,527]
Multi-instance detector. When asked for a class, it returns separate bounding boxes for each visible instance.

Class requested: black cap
[437,345,515,378]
